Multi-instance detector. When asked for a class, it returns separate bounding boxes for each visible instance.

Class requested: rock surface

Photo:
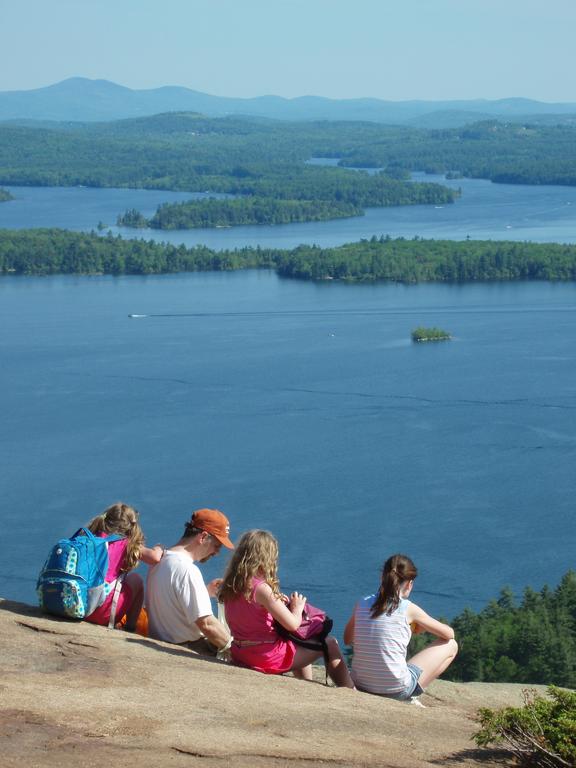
[1,599,539,768]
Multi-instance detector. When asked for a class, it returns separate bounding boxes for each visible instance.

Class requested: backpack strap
[73,527,124,544]
[107,572,126,629]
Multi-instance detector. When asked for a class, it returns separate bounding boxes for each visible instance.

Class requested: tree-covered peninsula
[274,237,576,282]
[3,229,576,283]
[116,169,457,229]
[443,571,576,689]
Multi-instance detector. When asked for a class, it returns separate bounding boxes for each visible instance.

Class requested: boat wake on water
[127,306,576,319]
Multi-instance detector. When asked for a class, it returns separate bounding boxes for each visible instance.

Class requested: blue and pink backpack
[37,527,123,620]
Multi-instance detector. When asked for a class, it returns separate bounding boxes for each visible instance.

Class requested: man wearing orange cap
[146,508,234,655]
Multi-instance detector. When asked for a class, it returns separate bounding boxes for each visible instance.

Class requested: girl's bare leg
[121,572,144,631]
[325,636,355,688]
[408,638,458,689]
[289,647,323,679]
[289,641,354,688]
[292,665,314,681]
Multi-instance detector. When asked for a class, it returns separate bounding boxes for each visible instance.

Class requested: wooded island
[411,327,451,342]
[3,229,576,282]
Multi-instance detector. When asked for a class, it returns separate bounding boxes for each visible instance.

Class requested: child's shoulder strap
[72,528,124,545]
[250,577,266,601]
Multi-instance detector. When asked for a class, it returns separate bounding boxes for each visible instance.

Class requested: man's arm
[195,614,231,651]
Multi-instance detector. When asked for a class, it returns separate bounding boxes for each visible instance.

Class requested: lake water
[1,176,575,635]
[1,173,576,248]
[1,270,575,635]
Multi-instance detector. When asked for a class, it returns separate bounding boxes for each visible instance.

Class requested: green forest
[117,169,456,229]
[0,229,274,275]
[442,571,576,688]
[275,237,576,282]
[338,121,576,186]
[119,197,363,229]
[1,113,576,229]
[0,115,453,199]
[3,229,576,284]
[2,114,576,191]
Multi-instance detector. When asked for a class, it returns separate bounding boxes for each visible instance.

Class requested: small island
[0,188,14,203]
[411,326,452,342]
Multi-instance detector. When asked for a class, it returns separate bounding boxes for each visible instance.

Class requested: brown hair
[183,524,204,539]
[87,502,144,572]
[370,554,418,619]
[219,530,280,602]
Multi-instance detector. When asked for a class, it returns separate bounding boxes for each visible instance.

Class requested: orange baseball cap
[191,508,234,549]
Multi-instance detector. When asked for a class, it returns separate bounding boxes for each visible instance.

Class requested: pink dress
[225,578,296,674]
[85,535,133,626]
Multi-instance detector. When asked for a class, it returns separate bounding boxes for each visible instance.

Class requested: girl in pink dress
[84,502,162,630]
[219,530,353,687]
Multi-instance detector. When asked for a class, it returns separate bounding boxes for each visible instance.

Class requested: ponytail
[370,554,418,619]
[87,502,144,572]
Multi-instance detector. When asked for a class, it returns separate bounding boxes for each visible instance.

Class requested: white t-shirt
[146,550,213,643]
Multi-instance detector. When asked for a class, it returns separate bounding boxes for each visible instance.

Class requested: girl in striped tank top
[344,554,457,703]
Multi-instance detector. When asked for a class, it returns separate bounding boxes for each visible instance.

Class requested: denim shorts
[385,663,424,701]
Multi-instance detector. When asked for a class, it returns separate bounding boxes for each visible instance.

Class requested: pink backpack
[274,603,333,650]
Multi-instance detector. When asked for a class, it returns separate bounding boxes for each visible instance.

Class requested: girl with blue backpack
[38,502,162,629]
[84,502,163,630]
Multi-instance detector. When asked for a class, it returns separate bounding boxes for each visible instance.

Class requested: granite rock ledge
[0,598,543,768]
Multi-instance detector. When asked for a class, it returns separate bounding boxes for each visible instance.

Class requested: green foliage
[0,187,13,202]
[446,572,576,688]
[4,231,576,288]
[0,229,277,276]
[474,686,576,768]
[339,121,576,186]
[411,326,451,341]
[1,116,576,211]
[275,237,576,283]
[117,208,149,228]
[0,116,456,212]
[147,196,362,229]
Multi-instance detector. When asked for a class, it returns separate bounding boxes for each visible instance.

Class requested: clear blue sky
[1,0,575,102]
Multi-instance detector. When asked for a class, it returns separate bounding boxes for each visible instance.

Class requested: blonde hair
[219,530,280,602]
[87,502,144,572]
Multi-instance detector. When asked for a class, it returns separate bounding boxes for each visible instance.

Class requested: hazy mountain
[1,78,576,127]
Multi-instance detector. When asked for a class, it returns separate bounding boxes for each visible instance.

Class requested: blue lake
[1,176,575,636]
[1,268,575,635]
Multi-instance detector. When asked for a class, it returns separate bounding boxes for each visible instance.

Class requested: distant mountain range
[1,78,576,128]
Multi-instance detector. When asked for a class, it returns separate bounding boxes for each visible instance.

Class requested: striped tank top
[351,594,412,695]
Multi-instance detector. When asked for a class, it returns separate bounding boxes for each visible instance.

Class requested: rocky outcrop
[0,599,540,768]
